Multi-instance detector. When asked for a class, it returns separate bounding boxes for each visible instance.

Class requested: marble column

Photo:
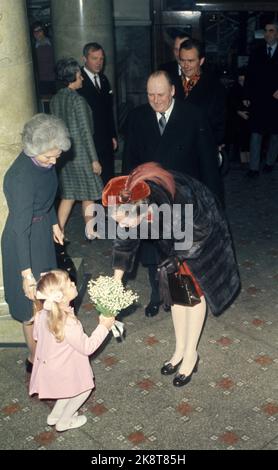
[51,0,116,92]
[0,0,37,312]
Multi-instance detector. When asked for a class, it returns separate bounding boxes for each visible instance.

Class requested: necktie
[158,112,167,135]
[267,46,272,58]
[182,74,200,97]
[94,74,101,91]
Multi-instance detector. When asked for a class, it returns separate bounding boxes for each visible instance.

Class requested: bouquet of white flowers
[87,275,139,338]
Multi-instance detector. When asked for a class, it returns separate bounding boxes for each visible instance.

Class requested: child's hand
[99,315,115,331]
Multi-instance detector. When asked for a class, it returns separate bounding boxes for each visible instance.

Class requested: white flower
[88,276,138,317]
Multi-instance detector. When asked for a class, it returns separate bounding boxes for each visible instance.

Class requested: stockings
[169,296,206,375]
[47,389,91,430]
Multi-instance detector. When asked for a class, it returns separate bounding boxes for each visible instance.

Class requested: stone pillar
[0,0,37,314]
[51,0,116,92]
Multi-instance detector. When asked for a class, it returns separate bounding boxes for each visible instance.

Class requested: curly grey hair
[22,113,71,157]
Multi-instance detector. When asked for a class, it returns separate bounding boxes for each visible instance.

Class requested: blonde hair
[34,269,76,342]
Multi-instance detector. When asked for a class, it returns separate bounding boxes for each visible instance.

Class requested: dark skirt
[1,214,57,322]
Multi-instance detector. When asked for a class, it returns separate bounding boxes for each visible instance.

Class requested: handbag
[167,272,201,307]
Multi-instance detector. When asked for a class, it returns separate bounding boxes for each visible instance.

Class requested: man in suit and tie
[243,21,278,177]
[78,42,117,186]
[179,38,226,151]
[159,32,191,100]
[123,70,222,317]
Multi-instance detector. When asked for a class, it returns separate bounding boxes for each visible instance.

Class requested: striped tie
[159,112,166,135]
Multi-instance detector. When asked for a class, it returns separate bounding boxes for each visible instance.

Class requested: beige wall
[0,0,37,311]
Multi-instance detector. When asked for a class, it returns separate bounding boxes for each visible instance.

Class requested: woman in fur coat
[102,162,240,387]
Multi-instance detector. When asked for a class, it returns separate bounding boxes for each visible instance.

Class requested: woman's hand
[22,275,37,300]
[99,315,115,331]
[114,269,124,282]
[92,161,102,176]
[53,224,64,245]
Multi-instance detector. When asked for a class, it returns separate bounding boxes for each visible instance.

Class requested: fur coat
[112,172,240,316]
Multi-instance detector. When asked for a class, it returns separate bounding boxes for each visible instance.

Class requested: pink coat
[29,309,108,399]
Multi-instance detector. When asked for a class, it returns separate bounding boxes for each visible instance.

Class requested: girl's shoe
[47,412,78,426]
[56,415,87,432]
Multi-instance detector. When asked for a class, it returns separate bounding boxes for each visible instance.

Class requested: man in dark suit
[123,70,222,317]
[179,38,226,150]
[159,33,190,100]
[243,21,278,177]
[78,42,117,186]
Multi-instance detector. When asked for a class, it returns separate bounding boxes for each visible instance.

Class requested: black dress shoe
[161,359,182,375]
[145,301,160,317]
[25,359,33,373]
[245,169,259,178]
[263,164,274,173]
[173,356,199,387]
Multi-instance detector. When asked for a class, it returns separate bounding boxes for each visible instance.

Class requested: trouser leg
[249,133,262,171]
[147,265,160,303]
[266,134,278,166]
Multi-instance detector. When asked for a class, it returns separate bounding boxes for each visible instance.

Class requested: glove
[158,256,180,274]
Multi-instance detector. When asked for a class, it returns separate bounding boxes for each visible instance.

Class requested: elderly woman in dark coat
[102,162,240,387]
[50,58,103,239]
[1,113,70,372]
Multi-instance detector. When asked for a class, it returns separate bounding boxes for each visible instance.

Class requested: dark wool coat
[244,44,278,133]
[1,153,58,322]
[159,60,185,99]
[122,99,223,202]
[184,71,227,146]
[112,172,240,316]
[78,68,117,186]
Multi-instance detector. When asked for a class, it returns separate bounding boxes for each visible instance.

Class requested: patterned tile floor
[0,165,277,450]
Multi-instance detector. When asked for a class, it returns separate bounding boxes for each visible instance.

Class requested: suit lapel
[146,106,161,138]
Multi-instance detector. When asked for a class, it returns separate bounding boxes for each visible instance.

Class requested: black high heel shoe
[161,359,182,375]
[173,355,200,387]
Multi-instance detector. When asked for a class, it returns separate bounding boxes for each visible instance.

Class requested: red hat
[102,176,151,206]
[102,163,176,207]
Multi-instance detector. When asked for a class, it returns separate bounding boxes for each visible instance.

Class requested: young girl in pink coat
[29,269,114,432]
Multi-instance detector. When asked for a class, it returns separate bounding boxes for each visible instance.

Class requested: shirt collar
[156,98,175,123]
[84,66,99,82]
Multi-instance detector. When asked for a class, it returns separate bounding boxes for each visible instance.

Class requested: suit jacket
[78,68,117,153]
[159,60,184,99]
[184,71,226,146]
[244,44,278,133]
[123,99,223,202]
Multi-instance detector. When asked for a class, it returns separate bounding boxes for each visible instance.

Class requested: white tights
[169,296,206,375]
[48,389,92,427]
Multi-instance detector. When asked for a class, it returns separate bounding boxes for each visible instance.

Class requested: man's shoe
[145,301,160,317]
[163,304,171,312]
[245,170,259,178]
[161,359,182,375]
[263,164,274,173]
